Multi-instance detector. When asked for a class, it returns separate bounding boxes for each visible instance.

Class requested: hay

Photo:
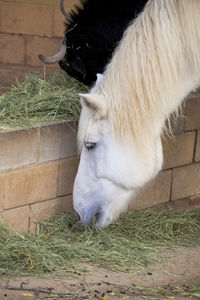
[0,209,200,276]
[0,72,88,130]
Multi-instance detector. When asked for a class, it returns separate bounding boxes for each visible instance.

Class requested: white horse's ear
[79,93,107,116]
[96,73,104,85]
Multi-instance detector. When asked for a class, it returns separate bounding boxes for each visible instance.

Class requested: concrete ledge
[0,121,77,172]
[39,122,78,162]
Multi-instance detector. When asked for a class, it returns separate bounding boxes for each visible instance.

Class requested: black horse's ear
[71,56,86,79]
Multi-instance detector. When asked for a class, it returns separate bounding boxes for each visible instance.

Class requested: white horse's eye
[84,141,97,150]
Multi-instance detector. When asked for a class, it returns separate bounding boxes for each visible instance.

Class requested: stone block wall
[0,0,79,66]
[0,0,79,91]
[129,96,200,211]
[0,122,79,233]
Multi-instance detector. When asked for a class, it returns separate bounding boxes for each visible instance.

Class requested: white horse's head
[73,93,163,227]
[73,0,200,227]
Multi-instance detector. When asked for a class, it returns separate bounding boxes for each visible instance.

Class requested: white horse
[73,0,200,227]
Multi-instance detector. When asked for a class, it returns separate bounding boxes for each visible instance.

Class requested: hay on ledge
[0,72,88,131]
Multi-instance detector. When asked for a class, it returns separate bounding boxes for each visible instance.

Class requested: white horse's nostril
[95,212,101,222]
[75,210,81,221]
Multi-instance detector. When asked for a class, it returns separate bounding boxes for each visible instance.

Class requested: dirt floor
[0,245,200,300]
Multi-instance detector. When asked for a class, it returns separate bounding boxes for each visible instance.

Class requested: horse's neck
[153,67,200,138]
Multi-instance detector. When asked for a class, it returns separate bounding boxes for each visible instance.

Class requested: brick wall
[0,0,79,90]
[129,96,200,211]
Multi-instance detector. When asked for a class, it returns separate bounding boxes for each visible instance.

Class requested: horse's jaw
[73,122,163,227]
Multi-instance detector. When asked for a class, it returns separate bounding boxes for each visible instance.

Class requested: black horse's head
[39,0,147,86]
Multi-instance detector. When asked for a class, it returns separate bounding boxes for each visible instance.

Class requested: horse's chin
[74,185,135,227]
[95,212,112,227]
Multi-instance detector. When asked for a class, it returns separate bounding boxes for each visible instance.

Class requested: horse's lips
[78,208,111,227]
[75,198,102,225]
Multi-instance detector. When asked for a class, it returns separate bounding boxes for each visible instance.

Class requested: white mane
[92,0,200,142]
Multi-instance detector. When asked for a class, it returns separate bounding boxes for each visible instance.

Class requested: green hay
[0,72,88,130]
[0,209,200,276]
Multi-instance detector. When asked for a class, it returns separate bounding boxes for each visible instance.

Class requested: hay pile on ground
[0,72,88,130]
[0,209,200,276]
